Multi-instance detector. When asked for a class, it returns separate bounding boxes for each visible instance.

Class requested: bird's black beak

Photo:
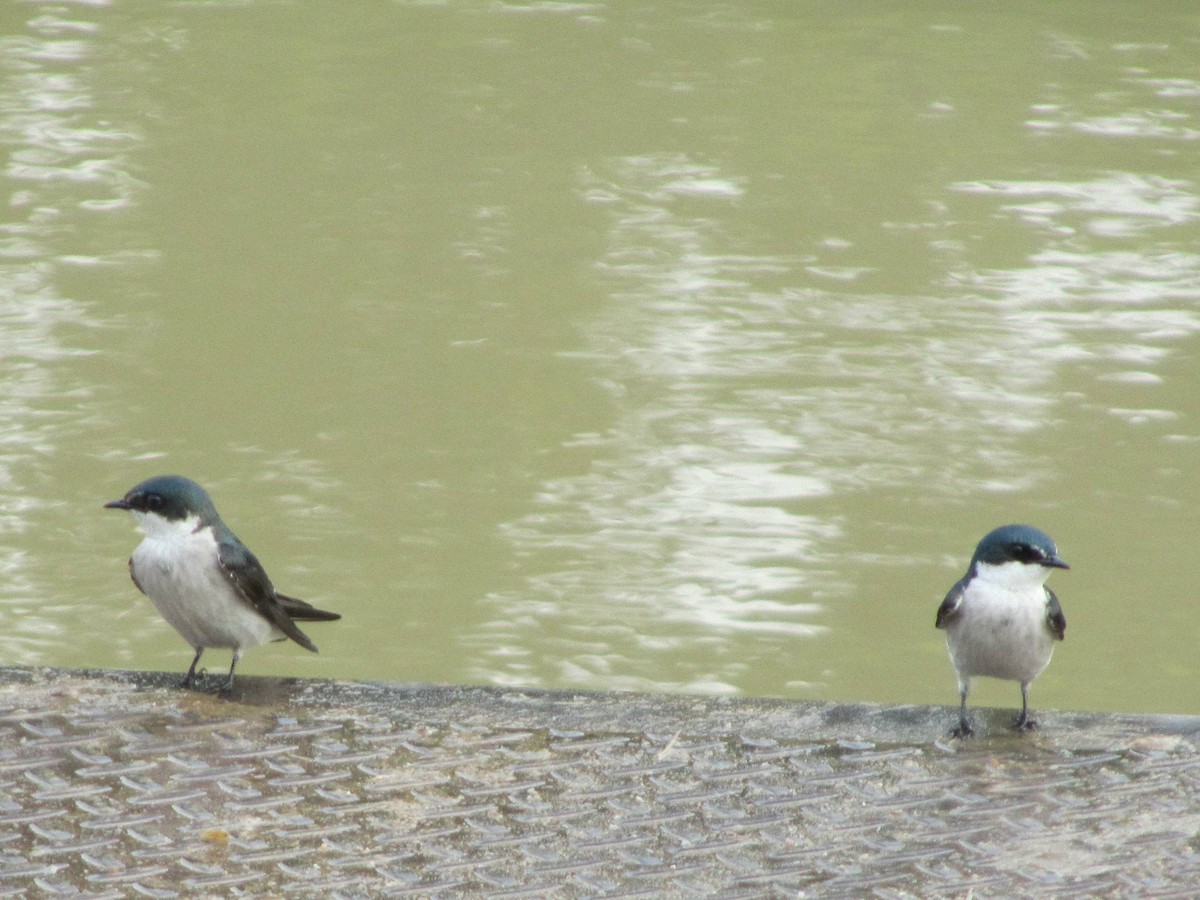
[1043,555,1069,570]
[104,498,131,511]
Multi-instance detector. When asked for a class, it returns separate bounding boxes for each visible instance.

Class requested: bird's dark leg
[217,651,240,697]
[1013,682,1037,731]
[182,648,204,689]
[950,683,974,738]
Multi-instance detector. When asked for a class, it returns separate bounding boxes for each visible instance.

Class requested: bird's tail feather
[276,593,341,622]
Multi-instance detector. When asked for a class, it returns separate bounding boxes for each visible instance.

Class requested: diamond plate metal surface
[0,667,1197,897]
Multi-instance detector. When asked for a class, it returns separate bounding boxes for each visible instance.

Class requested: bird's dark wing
[128,557,146,595]
[935,575,969,629]
[276,593,341,622]
[216,536,319,653]
[1045,587,1066,641]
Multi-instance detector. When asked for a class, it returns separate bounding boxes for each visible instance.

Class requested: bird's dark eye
[1012,543,1042,563]
[144,493,164,512]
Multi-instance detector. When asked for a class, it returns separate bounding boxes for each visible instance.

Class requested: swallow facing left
[106,475,340,693]
[935,524,1068,737]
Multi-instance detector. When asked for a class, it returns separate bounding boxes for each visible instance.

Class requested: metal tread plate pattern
[0,667,1197,897]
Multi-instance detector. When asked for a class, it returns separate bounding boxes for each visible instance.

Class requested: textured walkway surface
[0,667,1197,897]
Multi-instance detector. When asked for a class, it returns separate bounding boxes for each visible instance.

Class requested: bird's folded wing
[1045,587,1066,641]
[934,576,969,629]
[216,537,319,652]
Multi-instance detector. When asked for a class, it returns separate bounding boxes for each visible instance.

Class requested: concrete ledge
[0,666,1197,895]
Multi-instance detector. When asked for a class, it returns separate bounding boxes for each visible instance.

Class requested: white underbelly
[945,590,1054,683]
[132,536,283,651]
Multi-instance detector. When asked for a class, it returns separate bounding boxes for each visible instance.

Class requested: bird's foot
[949,719,975,739]
[215,677,236,699]
[180,667,207,690]
[1013,715,1038,732]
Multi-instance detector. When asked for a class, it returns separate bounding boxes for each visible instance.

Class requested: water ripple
[470,147,1200,695]
[0,13,137,664]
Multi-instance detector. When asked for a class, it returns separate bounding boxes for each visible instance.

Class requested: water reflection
[471,131,1200,695]
[470,154,833,694]
[0,15,121,662]
[2,1,1199,712]
[955,175,1199,235]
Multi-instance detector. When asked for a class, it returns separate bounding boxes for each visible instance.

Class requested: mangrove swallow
[105,475,340,693]
[935,523,1068,737]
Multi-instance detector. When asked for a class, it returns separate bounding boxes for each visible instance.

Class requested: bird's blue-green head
[970,523,1068,571]
[105,475,220,524]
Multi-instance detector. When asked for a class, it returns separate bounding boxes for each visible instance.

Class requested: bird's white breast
[944,563,1056,684]
[129,512,282,651]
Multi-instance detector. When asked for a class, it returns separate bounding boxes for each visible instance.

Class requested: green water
[2,1,1198,715]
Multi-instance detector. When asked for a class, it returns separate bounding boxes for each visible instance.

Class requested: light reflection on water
[469,139,1200,695]
[2,2,1200,711]
[469,155,838,694]
[0,23,119,663]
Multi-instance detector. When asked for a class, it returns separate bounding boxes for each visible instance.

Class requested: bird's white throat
[974,559,1053,591]
[131,510,203,541]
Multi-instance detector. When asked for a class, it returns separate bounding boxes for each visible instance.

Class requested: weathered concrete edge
[3,664,1198,753]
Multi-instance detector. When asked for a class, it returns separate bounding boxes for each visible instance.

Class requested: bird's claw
[180,667,211,696]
